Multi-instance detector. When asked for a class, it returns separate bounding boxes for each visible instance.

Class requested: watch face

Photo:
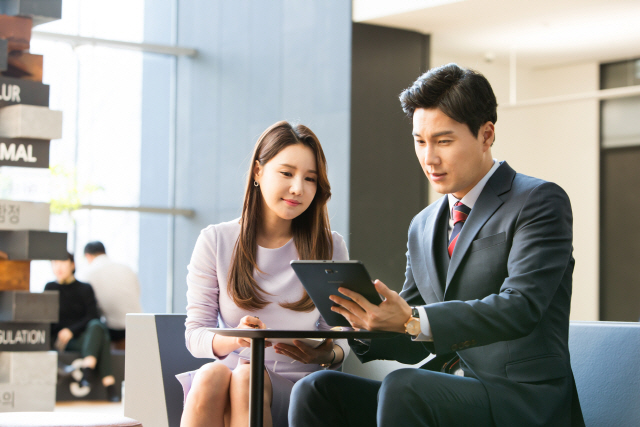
[407,319,421,336]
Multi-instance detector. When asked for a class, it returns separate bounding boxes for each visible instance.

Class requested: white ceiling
[353,0,640,68]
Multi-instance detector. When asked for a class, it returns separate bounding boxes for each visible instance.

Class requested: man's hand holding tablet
[290,260,413,333]
[329,279,412,333]
[290,260,387,327]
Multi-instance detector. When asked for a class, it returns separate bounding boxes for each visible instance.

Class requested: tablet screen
[290,260,382,327]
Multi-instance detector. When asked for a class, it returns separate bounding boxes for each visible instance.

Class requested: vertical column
[349,24,430,291]
[0,0,65,413]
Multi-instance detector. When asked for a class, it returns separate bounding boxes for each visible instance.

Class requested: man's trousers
[289,368,494,427]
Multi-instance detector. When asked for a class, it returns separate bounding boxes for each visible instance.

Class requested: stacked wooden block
[0,0,62,169]
[0,0,66,413]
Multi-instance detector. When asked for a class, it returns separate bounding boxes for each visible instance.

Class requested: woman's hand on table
[273,338,338,365]
[235,315,272,348]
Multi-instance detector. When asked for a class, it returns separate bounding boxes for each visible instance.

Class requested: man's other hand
[330,280,412,333]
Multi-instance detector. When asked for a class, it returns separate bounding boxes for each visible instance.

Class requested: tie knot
[452,202,470,225]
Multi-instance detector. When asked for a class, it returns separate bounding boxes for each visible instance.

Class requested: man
[82,241,142,344]
[289,64,584,426]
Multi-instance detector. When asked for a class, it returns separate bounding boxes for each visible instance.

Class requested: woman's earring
[254,181,259,187]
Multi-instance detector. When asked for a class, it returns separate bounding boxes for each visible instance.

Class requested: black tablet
[290,260,382,327]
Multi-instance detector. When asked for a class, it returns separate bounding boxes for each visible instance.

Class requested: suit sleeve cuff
[411,306,433,342]
[348,338,371,356]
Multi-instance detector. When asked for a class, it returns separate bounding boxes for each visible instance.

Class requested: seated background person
[81,241,142,347]
[46,252,118,402]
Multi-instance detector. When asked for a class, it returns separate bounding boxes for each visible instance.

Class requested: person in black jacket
[46,252,118,401]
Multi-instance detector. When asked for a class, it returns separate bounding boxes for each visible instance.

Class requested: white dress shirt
[80,254,142,330]
[414,159,501,341]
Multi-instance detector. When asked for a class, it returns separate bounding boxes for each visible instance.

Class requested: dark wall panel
[601,147,640,321]
[350,24,429,291]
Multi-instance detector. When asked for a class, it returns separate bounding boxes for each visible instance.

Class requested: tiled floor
[54,400,124,417]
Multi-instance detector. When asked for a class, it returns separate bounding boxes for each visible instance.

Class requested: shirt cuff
[412,306,433,341]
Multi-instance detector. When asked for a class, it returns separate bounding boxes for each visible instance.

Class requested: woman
[45,252,118,401]
[178,121,349,427]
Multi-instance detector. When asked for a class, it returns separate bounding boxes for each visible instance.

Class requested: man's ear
[480,122,495,150]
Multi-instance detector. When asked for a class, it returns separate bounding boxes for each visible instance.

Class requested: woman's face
[52,259,74,283]
[254,143,318,222]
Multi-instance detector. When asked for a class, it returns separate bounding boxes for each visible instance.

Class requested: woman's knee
[192,362,232,398]
[230,363,251,390]
[195,362,232,384]
[230,364,272,403]
[186,363,231,415]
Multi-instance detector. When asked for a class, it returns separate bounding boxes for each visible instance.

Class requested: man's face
[412,108,494,199]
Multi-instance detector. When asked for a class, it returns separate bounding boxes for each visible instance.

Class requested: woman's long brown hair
[228,121,333,312]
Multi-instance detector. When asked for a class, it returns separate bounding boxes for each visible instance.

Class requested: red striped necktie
[448,201,471,258]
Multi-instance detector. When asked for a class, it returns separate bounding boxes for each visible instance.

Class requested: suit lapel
[421,196,449,301]
[445,162,516,293]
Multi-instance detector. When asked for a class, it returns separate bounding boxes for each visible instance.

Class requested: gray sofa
[124,314,640,427]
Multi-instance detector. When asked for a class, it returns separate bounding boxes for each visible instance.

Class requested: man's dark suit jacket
[352,162,584,426]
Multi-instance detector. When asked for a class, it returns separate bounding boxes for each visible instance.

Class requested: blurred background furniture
[124,314,209,427]
[567,321,640,426]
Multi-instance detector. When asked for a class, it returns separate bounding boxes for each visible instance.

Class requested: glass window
[34,0,144,43]
[600,58,640,149]
[601,61,632,89]
[601,58,640,90]
[601,96,640,149]
[0,1,146,290]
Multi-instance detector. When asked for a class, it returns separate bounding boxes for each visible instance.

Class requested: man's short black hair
[84,241,106,255]
[399,63,498,138]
